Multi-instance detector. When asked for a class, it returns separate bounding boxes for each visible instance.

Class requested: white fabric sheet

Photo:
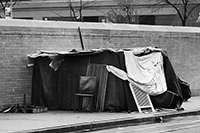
[124,51,167,95]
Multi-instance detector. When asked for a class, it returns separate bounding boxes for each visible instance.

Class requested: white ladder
[129,83,155,113]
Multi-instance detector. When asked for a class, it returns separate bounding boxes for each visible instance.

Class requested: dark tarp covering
[32,50,137,111]
[31,50,190,112]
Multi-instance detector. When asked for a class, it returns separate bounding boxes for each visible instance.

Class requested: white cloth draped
[106,51,167,96]
[124,51,167,95]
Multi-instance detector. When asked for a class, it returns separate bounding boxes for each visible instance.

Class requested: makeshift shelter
[28,47,191,112]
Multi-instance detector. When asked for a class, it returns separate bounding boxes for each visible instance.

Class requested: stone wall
[0,19,199,107]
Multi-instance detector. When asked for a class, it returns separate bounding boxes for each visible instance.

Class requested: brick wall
[0,19,200,107]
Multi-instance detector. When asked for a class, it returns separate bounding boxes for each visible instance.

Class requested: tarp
[31,49,137,111]
[29,48,191,112]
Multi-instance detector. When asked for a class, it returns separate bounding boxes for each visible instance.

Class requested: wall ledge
[0,19,200,33]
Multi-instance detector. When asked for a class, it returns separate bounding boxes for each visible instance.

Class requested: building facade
[0,0,200,26]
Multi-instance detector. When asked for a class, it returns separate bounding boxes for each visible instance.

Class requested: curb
[20,109,200,133]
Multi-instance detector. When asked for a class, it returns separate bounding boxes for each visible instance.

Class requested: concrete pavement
[0,96,200,133]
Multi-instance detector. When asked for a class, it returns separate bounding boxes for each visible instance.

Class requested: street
[88,115,200,133]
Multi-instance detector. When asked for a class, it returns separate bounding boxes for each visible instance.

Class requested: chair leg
[74,95,77,112]
[74,95,81,112]
[90,97,94,113]
[78,96,82,112]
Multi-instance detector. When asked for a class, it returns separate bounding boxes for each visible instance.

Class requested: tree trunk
[182,20,186,26]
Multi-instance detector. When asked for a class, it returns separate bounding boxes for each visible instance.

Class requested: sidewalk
[0,96,200,133]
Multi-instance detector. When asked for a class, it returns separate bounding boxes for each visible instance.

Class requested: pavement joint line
[19,109,200,133]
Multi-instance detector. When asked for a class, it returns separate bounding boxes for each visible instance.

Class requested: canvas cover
[29,48,190,112]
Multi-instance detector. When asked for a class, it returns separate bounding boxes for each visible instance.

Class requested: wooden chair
[74,76,97,112]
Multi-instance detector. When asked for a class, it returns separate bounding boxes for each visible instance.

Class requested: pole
[78,27,84,50]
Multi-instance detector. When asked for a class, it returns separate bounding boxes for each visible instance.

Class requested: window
[14,17,33,20]
[139,15,155,25]
[83,16,99,22]
[42,17,72,21]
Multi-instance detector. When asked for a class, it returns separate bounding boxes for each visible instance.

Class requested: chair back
[79,76,97,94]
